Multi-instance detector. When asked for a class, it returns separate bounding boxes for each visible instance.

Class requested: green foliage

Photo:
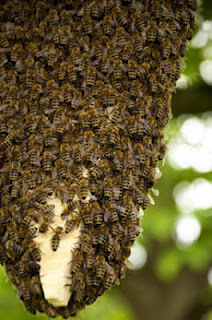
[0,267,135,320]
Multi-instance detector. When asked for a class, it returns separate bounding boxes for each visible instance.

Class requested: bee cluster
[0,0,196,318]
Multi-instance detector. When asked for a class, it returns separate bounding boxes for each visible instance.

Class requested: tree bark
[119,262,208,320]
[172,86,211,116]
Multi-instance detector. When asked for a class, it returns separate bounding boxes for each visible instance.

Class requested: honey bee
[104,273,116,289]
[10,43,22,62]
[0,207,11,227]
[130,80,141,98]
[122,169,131,190]
[109,126,119,145]
[91,3,102,19]
[111,223,119,237]
[68,199,80,211]
[113,6,128,26]
[113,151,123,173]
[92,202,103,225]
[116,26,127,46]
[79,178,88,200]
[27,261,40,274]
[107,88,117,106]
[106,40,118,60]
[0,53,8,66]
[127,225,139,242]
[60,25,70,45]
[44,128,58,147]
[154,97,164,118]
[181,10,190,25]
[60,9,72,24]
[47,48,61,67]
[65,216,80,234]
[46,79,58,98]
[5,85,17,102]
[113,59,124,79]
[31,276,42,297]
[26,226,38,239]
[0,33,9,48]
[30,145,41,166]
[93,40,103,60]
[84,249,94,269]
[153,1,163,19]
[0,117,7,135]
[55,159,66,179]
[25,113,36,133]
[53,106,63,123]
[47,8,59,25]
[88,182,97,197]
[0,66,6,80]
[9,162,20,181]
[128,60,138,80]
[79,233,90,253]
[11,181,20,199]
[22,282,31,301]
[35,21,46,38]
[136,98,146,118]
[51,227,63,252]
[39,221,49,233]
[71,90,82,109]
[131,33,143,52]
[126,115,136,137]
[108,238,120,261]
[102,15,114,36]
[43,208,54,222]
[79,111,90,129]
[7,222,19,243]
[67,64,77,83]
[36,192,47,205]
[90,112,100,129]
[131,12,146,32]
[43,151,53,172]
[97,226,108,245]
[61,83,72,104]
[188,0,197,10]
[146,20,157,42]
[24,28,35,42]
[58,62,68,81]
[103,177,113,200]
[162,38,171,58]
[96,255,106,279]
[90,165,102,179]
[101,54,110,73]
[86,66,96,87]
[82,16,93,34]
[39,301,56,318]
[59,143,70,162]
[110,106,122,123]
[149,74,157,93]
[158,143,167,161]
[81,204,92,225]
[180,43,187,57]
[71,250,83,273]
[30,84,42,102]
[6,240,25,256]
[143,135,152,149]
[78,52,89,71]
[70,46,80,65]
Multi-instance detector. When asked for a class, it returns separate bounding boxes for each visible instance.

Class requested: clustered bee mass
[0,0,196,318]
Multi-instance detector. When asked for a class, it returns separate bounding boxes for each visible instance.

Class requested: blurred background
[0,1,212,319]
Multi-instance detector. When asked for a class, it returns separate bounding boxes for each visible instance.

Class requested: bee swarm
[0,0,197,318]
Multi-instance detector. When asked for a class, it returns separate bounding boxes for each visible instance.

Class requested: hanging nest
[0,0,197,318]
